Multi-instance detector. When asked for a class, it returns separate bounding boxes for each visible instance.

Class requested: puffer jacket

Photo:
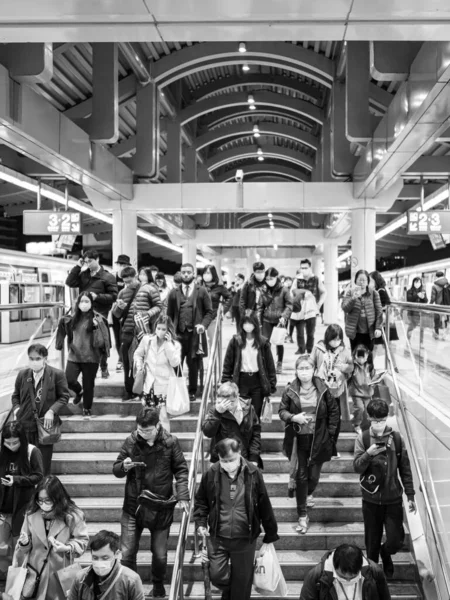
[112,282,141,335]
[134,334,181,394]
[348,362,377,399]
[279,377,339,465]
[257,280,293,324]
[431,276,449,305]
[353,426,415,505]
[56,312,111,357]
[221,334,277,397]
[202,398,261,464]
[194,459,279,544]
[406,286,428,305]
[65,266,118,317]
[113,428,189,517]
[342,289,383,340]
[239,275,266,316]
[204,283,232,319]
[132,282,162,323]
[69,560,145,600]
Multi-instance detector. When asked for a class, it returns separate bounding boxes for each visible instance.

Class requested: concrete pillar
[226,265,236,287]
[351,207,376,277]
[182,240,197,267]
[134,81,158,178]
[112,210,138,268]
[184,147,197,183]
[166,119,182,183]
[312,255,323,279]
[91,43,119,143]
[323,243,339,325]
[346,42,371,143]
[198,164,210,183]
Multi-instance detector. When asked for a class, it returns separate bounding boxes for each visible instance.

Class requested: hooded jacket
[279,377,340,465]
[194,459,279,544]
[65,266,118,317]
[69,559,145,600]
[430,276,449,305]
[300,549,391,600]
[202,397,261,464]
[257,280,293,324]
[239,274,266,316]
[353,426,415,505]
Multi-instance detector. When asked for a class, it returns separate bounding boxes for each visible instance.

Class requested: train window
[41,272,49,283]
[8,284,20,323]
[21,285,41,321]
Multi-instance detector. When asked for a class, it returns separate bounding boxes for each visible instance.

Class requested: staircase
[54,324,422,599]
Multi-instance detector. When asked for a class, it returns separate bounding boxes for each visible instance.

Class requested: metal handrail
[0,302,65,311]
[391,300,450,314]
[382,327,450,597]
[169,306,224,600]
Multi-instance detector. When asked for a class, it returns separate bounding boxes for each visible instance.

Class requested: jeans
[121,333,135,395]
[65,361,99,410]
[179,330,200,395]
[362,501,405,563]
[261,322,284,363]
[121,512,170,584]
[295,448,323,517]
[350,332,374,352]
[208,537,257,600]
[293,317,316,353]
[239,372,264,418]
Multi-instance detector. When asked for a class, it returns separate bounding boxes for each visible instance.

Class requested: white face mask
[79,299,91,313]
[414,282,421,289]
[243,324,255,333]
[203,273,213,283]
[297,369,314,383]
[371,422,387,436]
[266,278,276,287]
[92,558,115,577]
[254,273,265,282]
[138,427,158,443]
[29,358,45,372]
[220,457,241,474]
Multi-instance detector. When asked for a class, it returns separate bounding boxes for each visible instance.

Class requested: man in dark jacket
[231,273,245,332]
[65,249,118,378]
[112,254,132,372]
[113,407,189,598]
[166,263,213,401]
[239,261,266,318]
[430,270,449,338]
[300,544,391,600]
[353,399,415,579]
[194,438,279,600]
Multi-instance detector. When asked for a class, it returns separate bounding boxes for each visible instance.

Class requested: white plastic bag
[253,543,287,596]
[270,326,287,346]
[166,368,190,417]
[260,398,273,424]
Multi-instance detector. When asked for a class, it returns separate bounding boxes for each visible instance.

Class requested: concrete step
[74,496,365,524]
[55,431,356,454]
[52,451,356,475]
[59,472,362,498]
[75,550,416,582]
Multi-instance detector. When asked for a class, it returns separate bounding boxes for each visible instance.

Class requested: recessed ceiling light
[247,94,255,105]
[249,104,256,110]
[242,64,250,72]
[257,148,263,156]
[268,213,273,218]
[253,124,260,138]
[239,43,247,53]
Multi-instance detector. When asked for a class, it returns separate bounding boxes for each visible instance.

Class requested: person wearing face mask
[239,261,267,319]
[300,543,391,600]
[0,422,43,580]
[132,268,163,338]
[342,270,383,351]
[354,399,415,579]
[194,438,279,600]
[66,249,118,379]
[113,407,189,598]
[167,263,214,401]
[221,315,276,418]
[12,343,69,475]
[279,356,339,534]
[154,272,170,314]
[406,277,428,346]
[69,530,145,600]
[291,266,323,355]
[14,475,88,600]
[257,267,293,374]
[348,345,381,433]
[311,324,353,458]
[230,273,245,333]
[112,254,132,373]
[202,382,262,467]
[57,292,110,419]
[202,265,232,349]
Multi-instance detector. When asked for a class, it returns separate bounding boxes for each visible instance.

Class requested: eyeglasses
[36,498,53,506]
[369,418,387,424]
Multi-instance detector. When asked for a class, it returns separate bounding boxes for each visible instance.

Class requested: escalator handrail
[390,300,450,314]
[0,302,65,311]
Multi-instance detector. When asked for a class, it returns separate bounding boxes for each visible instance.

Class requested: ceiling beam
[205,144,314,173]
[215,163,308,182]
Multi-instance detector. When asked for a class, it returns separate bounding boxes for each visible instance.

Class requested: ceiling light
[270,223,274,229]
[239,43,247,53]
[249,104,256,111]
[268,213,273,218]
[247,94,255,105]
[258,156,264,161]
[242,64,250,72]
[273,244,278,250]
[257,148,263,156]
[253,124,260,138]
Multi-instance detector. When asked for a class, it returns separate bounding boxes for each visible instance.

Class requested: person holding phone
[342,270,383,351]
[406,277,428,346]
[348,344,384,433]
[13,475,89,600]
[279,355,339,534]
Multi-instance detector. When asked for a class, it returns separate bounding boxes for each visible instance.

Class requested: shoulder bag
[29,389,61,446]
[55,548,83,600]
[132,337,151,396]
[97,566,123,600]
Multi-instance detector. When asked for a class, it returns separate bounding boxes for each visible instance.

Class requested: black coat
[11,366,70,434]
[113,428,189,517]
[194,460,279,544]
[65,266,118,317]
[221,335,277,397]
[167,285,214,358]
[278,377,339,465]
[239,275,266,317]
[204,283,232,319]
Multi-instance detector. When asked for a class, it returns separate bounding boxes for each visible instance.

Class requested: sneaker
[296,516,309,534]
[331,452,341,460]
[189,394,197,402]
[380,545,394,578]
[276,362,283,374]
[101,368,110,379]
[82,409,92,419]
[295,350,302,355]
[73,390,83,405]
[150,584,166,598]
[306,495,315,508]
[122,392,134,401]
[433,332,440,340]
[116,362,123,372]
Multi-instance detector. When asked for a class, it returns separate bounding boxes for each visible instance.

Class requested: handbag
[260,397,273,424]
[132,337,151,396]
[269,326,287,346]
[5,556,28,600]
[55,550,82,599]
[21,543,53,599]
[166,365,190,417]
[135,490,178,530]
[29,392,61,446]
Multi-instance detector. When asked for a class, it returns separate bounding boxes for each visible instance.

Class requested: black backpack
[442,284,450,306]
[359,430,402,495]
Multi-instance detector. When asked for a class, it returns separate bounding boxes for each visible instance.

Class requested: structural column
[134,81,159,178]
[323,242,339,324]
[166,119,182,183]
[112,210,138,268]
[182,240,197,267]
[91,43,119,143]
[351,207,376,277]
[312,255,323,279]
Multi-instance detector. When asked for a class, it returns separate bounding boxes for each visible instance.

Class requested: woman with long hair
[154,271,170,314]
[406,276,428,345]
[0,422,43,579]
[133,267,162,337]
[56,292,110,419]
[202,265,232,349]
[13,475,89,600]
[221,313,277,418]
[369,270,399,351]
[342,269,383,351]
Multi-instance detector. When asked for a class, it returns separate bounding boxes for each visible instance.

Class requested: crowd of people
[2,251,422,600]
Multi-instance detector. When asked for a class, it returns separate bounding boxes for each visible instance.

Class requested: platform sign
[429,233,447,250]
[23,211,83,236]
[407,210,450,235]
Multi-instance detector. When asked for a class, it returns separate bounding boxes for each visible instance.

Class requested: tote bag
[260,397,273,424]
[5,557,28,600]
[270,326,286,346]
[55,551,83,600]
[166,366,190,417]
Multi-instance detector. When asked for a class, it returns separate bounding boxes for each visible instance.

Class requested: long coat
[166,285,213,358]
[14,509,89,600]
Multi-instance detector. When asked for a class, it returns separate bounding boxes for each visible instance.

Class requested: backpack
[359,430,401,495]
[442,284,450,306]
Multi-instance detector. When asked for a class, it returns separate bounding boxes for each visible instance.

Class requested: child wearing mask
[310,324,353,459]
[348,344,383,433]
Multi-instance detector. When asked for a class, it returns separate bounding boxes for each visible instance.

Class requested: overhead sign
[23,211,83,236]
[429,233,447,250]
[407,210,450,235]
